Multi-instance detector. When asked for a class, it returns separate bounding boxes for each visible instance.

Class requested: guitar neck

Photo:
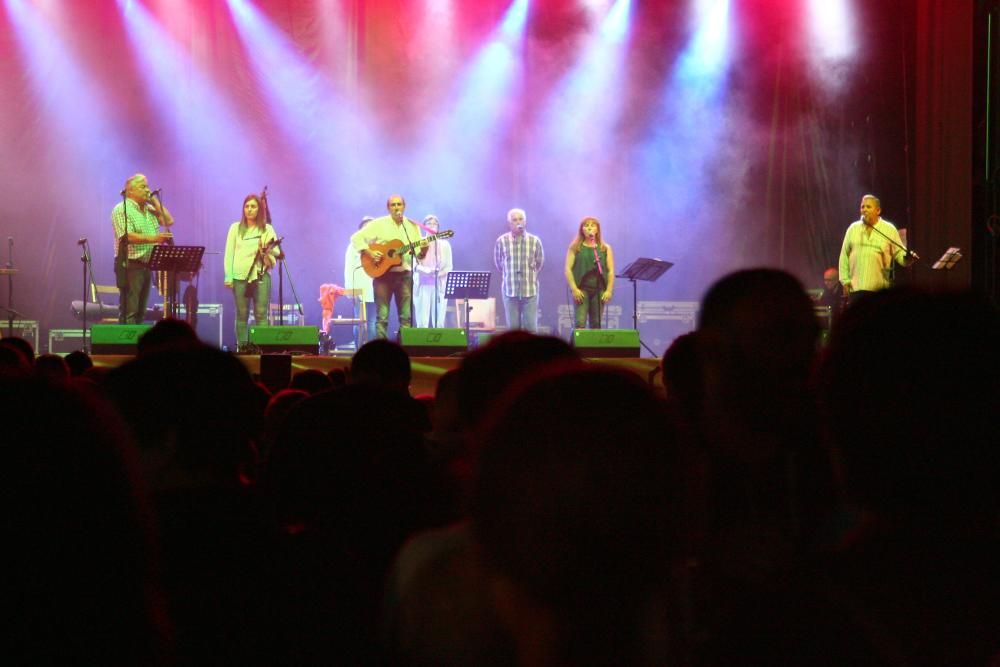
[401,233,443,256]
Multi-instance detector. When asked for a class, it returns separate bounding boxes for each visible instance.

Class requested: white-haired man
[111,173,173,324]
[494,208,544,332]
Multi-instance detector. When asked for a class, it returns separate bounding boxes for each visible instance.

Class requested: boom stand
[79,239,98,353]
[149,245,206,319]
[276,255,305,326]
[445,271,491,343]
[2,236,20,339]
[617,257,674,358]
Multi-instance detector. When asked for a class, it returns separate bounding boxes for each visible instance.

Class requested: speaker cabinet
[249,325,319,354]
[571,328,641,358]
[399,327,468,357]
[91,324,153,354]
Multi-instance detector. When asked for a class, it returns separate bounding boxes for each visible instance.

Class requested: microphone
[77,238,87,246]
[149,188,162,198]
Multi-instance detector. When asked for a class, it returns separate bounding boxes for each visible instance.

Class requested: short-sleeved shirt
[111,199,162,263]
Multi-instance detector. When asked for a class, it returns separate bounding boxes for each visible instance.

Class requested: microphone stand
[432,254,440,328]
[278,254,304,330]
[117,190,131,324]
[80,239,97,354]
[278,256,284,326]
[5,237,14,338]
[861,217,917,259]
[400,217,416,334]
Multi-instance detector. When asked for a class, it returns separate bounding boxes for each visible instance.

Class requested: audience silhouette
[6,280,996,665]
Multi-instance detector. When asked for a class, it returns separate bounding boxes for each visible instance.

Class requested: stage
[86,354,664,397]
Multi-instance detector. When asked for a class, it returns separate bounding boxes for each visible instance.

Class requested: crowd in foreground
[1,268,997,666]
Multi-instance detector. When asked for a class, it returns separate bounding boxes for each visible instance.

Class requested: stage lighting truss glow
[807,0,856,63]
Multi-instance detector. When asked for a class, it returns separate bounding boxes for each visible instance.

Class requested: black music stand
[617,257,673,357]
[149,245,205,319]
[445,271,491,341]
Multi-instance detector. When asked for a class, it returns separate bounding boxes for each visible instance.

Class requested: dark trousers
[119,261,152,324]
[574,287,604,329]
[848,290,876,305]
[373,270,412,339]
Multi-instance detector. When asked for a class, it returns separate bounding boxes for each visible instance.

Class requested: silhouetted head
[820,288,1000,520]
[137,318,202,356]
[472,366,680,666]
[351,338,412,393]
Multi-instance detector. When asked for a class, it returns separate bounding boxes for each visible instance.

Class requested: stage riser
[78,354,663,398]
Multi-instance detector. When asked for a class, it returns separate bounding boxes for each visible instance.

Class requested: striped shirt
[111,199,163,262]
[838,217,908,292]
[494,231,544,298]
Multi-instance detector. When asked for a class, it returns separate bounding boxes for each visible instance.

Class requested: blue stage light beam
[410,0,529,209]
[5,0,131,168]
[674,0,730,99]
[225,0,375,190]
[500,0,529,39]
[530,0,633,214]
[116,0,256,178]
[634,0,733,251]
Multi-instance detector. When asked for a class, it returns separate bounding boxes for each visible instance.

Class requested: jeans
[373,270,413,339]
[574,287,603,329]
[353,301,377,347]
[120,261,152,324]
[502,294,538,333]
[232,273,271,348]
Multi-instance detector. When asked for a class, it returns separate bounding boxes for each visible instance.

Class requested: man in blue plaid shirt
[494,208,544,332]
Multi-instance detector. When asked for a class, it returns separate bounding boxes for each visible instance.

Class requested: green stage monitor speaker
[249,325,319,354]
[572,328,641,358]
[91,324,153,354]
[399,327,468,357]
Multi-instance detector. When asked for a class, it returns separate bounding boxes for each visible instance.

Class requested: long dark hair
[239,194,265,232]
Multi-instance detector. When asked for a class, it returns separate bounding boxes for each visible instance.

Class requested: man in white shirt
[350,195,427,339]
[839,194,918,303]
[343,216,377,346]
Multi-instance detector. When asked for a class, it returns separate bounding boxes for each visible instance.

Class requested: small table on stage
[149,245,205,319]
[445,271,491,341]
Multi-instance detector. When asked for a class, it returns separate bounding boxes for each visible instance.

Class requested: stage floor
[87,354,664,397]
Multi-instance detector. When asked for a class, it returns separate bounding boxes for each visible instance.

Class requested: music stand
[445,271,491,341]
[149,245,205,319]
[931,247,962,270]
[617,257,674,357]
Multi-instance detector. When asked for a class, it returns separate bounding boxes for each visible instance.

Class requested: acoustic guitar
[361,230,454,278]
